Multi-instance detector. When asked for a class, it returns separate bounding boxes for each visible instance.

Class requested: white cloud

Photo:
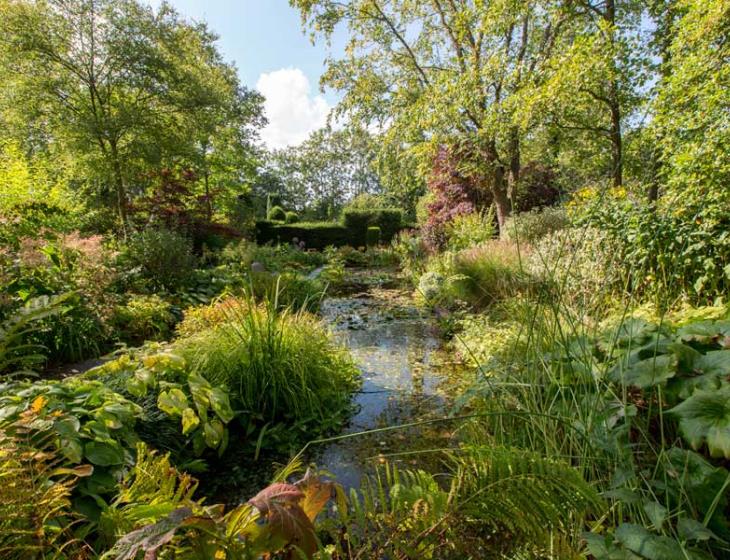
[256,68,331,150]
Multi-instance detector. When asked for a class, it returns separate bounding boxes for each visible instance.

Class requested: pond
[312,271,459,490]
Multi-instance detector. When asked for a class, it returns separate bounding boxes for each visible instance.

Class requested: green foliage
[0,294,69,376]
[655,0,730,206]
[255,220,351,249]
[445,209,496,252]
[247,271,325,312]
[120,228,197,292]
[365,226,381,247]
[418,241,532,310]
[327,449,600,558]
[267,205,286,221]
[0,418,87,559]
[284,210,299,223]
[342,208,403,245]
[110,294,177,345]
[503,207,571,245]
[0,377,143,518]
[573,192,730,305]
[528,226,625,310]
[175,297,359,454]
[103,450,336,559]
[88,350,236,457]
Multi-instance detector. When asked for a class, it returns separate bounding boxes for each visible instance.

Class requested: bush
[248,271,325,312]
[111,294,177,345]
[175,297,359,449]
[511,161,561,212]
[569,189,730,305]
[120,228,197,291]
[527,227,625,310]
[255,221,351,249]
[418,240,532,309]
[267,205,286,221]
[445,209,496,251]
[342,208,403,245]
[502,207,570,245]
[284,211,299,224]
[366,226,381,247]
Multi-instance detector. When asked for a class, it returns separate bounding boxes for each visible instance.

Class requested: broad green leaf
[203,419,225,449]
[694,350,730,376]
[60,437,83,463]
[157,388,188,417]
[643,501,667,530]
[677,518,716,542]
[209,387,234,423]
[188,372,212,414]
[668,385,730,458]
[181,407,200,435]
[614,523,686,560]
[85,440,125,466]
[609,354,677,388]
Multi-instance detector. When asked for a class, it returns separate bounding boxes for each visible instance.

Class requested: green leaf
[668,385,730,458]
[157,388,188,417]
[643,501,667,530]
[209,387,234,423]
[677,518,716,542]
[203,419,225,449]
[614,523,685,560]
[60,437,84,463]
[181,408,200,436]
[695,350,730,376]
[609,354,677,388]
[84,440,125,466]
[188,372,212,414]
[125,375,147,398]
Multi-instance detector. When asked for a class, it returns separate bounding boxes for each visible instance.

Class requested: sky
[147,0,346,149]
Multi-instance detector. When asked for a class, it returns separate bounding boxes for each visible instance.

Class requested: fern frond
[0,422,84,559]
[453,445,604,546]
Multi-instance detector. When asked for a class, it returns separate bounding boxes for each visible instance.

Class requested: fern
[0,419,86,559]
[453,446,604,546]
[0,294,70,377]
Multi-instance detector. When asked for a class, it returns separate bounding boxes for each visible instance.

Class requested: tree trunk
[609,97,623,188]
[605,0,623,189]
[483,141,511,234]
[109,139,128,234]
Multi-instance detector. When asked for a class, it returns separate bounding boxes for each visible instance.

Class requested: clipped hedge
[342,208,403,245]
[255,220,351,249]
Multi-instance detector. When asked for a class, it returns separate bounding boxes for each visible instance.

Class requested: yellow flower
[31,395,48,413]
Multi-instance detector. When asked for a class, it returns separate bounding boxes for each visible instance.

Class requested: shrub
[512,161,561,212]
[445,209,496,251]
[111,294,177,345]
[255,221,350,249]
[448,241,532,309]
[342,208,403,245]
[502,206,570,245]
[422,146,481,251]
[267,205,286,221]
[418,240,531,309]
[284,210,299,224]
[247,271,325,312]
[527,227,625,310]
[120,228,197,291]
[175,297,359,449]
[366,226,381,247]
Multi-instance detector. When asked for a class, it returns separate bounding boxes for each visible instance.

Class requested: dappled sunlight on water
[315,282,459,489]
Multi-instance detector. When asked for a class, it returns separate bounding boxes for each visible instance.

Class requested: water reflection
[316,288,454,490]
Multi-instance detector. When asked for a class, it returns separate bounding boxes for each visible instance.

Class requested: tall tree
[0,0,263,228]
[291,0,573,231]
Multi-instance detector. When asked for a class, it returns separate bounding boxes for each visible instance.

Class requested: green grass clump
[176,296,359,428]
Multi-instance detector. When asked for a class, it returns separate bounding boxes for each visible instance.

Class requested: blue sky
[147,0,346,148]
